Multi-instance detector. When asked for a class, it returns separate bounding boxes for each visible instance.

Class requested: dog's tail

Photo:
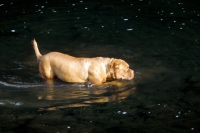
[32,39,42,61]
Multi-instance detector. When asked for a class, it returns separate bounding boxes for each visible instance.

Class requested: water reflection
[38,80,136,110]
[0,77,136,110]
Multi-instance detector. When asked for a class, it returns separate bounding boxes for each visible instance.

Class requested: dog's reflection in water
[37,80,136,111]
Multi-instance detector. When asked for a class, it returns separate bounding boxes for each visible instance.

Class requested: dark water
[0,0,200,132]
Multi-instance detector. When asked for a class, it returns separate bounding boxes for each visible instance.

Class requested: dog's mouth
[125,69,134,80]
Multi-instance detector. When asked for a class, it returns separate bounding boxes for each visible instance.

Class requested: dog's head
[110,59,134,80]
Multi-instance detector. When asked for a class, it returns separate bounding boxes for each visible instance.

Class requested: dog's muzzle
[128,69,134,80]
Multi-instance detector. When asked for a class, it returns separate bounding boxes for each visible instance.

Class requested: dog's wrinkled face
[110,59,134,80]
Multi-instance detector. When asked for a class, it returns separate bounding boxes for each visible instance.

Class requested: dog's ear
[110,59,120,79]
[109,59,120,77]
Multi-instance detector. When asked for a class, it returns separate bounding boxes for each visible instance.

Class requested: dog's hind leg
[39,60,54,79]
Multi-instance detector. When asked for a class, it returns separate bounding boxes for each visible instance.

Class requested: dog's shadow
[37,79,136,110]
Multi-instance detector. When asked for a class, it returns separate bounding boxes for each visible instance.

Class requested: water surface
[0,0,200,132]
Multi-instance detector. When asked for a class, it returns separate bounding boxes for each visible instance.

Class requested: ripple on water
[0,81,47,88]
[0,100,23,107]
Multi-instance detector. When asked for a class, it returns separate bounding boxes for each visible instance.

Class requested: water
[0,0,200,132]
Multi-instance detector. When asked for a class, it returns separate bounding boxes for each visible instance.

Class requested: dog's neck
[106,58,115,80]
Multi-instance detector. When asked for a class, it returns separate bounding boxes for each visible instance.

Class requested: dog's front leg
[87,75,106,86]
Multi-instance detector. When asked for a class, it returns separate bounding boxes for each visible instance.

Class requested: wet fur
[32,39,134,85]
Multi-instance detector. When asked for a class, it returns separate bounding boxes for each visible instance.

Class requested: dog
[32,39,134,85]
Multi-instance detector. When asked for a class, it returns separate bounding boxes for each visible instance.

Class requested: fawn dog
[32,39,134,85]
